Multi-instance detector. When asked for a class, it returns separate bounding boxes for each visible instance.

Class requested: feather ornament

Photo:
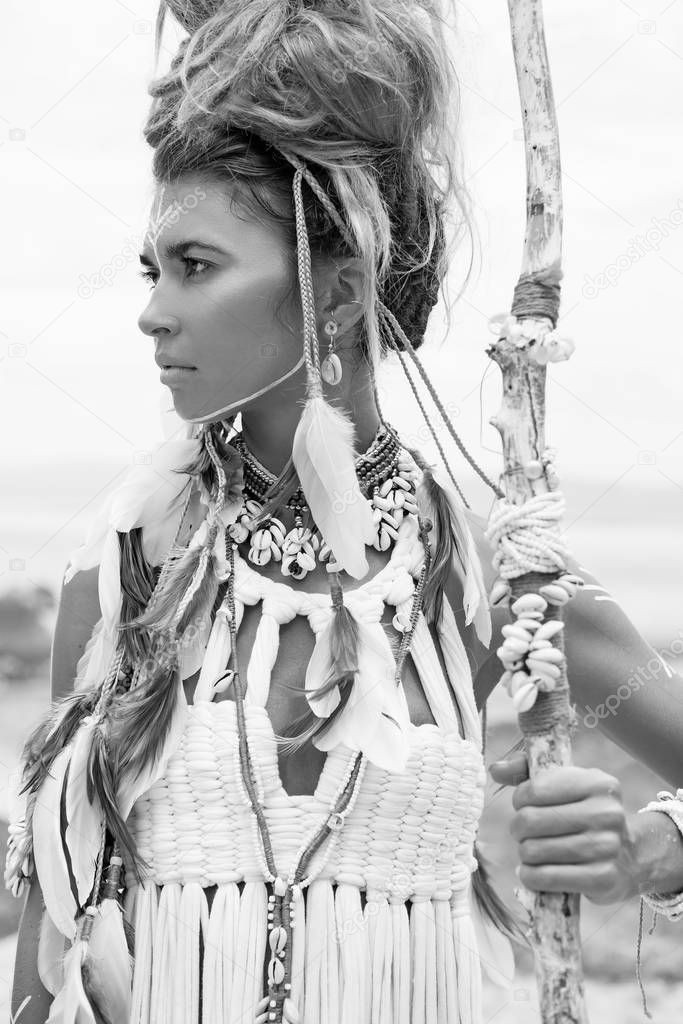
[292,395,375,580]
[422,462,492,648]
[116,665,189,821]
[63,438,201,586]
[312,613,411,772]
[45,920,99,1024]
[32,744,81,941]
[38,907,68,996]
[81,888,133,1023]
[64,717,107,908]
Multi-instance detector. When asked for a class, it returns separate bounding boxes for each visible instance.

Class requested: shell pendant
[320,352,342,385]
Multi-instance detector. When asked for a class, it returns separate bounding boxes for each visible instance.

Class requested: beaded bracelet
[638,789,683,920]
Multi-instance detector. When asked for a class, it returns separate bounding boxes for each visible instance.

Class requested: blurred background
[1,0,683,1020]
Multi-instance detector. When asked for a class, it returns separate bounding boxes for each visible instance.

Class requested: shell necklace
[229,421,421,580]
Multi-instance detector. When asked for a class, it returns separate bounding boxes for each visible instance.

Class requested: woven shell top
[124,700,485,908]
[121,502,488,910]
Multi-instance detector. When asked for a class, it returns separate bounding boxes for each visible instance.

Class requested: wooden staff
[485,2,589,1020]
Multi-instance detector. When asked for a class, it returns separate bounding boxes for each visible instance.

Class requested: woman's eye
[183,257,211,279]
[137,258,210,289]
[138,268,158,288]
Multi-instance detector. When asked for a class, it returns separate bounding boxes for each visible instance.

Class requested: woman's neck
[239,385,383,476]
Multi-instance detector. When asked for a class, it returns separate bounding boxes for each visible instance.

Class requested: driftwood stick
[484,1,589,1020]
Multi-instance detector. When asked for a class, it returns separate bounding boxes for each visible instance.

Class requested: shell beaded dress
[5,429,504,1024]
[121,510,491,1024]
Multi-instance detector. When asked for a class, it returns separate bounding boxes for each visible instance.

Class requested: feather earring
[289,166,375,580]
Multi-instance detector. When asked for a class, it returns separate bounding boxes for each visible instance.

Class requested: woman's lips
[160,366,196,384]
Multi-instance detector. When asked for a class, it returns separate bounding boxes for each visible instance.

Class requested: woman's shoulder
[51,564,101,701]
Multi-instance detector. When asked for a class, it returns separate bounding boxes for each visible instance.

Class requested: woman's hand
[490,754,643,904]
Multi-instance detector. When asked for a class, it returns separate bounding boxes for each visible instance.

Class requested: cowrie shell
[298,552,316,572]
[502,624,534,643]
[499,637,530,658]
[516,617,541,633]
[512,681,539,713]
[511,594,548,616]
[253,530,272,551]
[526,658,561,680]
[489,580,511,606]
[251,547,271,566]
[533,620,565,642]
[269,926,287,953]
[539,584,570,605]
[526,647,564,664]
[379,479,394,497]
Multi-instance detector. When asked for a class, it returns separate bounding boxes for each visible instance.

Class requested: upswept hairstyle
[144,0,476,355]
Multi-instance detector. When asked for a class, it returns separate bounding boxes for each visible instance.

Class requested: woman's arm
[11,875,53,1023]
[50,564,101,701]
[467,512,683,786]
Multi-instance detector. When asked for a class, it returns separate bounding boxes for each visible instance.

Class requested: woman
[7,2,683,1022]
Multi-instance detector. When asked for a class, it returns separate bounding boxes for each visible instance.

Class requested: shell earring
[320,317,342,386]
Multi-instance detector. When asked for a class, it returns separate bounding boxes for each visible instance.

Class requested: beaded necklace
[229,421,421,580]
[224,508,433,1023]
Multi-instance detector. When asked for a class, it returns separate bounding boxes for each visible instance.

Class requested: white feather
[305,615,342,718]
[86,897,133,1021]
[32,745,79,941]
[313,617,411,772]
[292,395,375,580]
[64,717,106,908]
[38,907,67,997]
[45,934,96,1024]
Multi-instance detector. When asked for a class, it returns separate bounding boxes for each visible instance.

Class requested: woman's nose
[137,307,181,338]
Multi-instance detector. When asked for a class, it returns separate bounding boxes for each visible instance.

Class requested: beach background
[2,0,683,1020]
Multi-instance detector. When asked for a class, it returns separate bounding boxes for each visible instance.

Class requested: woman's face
[137,175,306,423]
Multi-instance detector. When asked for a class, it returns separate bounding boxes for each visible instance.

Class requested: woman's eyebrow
[138,239,230,266]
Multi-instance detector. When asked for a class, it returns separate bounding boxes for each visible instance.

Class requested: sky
[1,0,682,630]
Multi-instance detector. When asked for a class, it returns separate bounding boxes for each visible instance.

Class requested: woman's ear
[316,256,367,336]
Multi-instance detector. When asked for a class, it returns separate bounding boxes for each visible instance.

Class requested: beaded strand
[224,517,432,1023]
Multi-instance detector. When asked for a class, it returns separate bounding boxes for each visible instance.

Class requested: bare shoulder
[51,564,101,701]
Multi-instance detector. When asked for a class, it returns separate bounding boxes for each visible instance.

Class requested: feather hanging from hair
[64,438,201,586]
[64,717,107,908]
[292,395,375,580]
[31,744,80,941]
[38,907,68,997]
[312,614,411,772]
[46,916,98,1024]
[82,897,133,1023]
[116,666,189,820]
[424,463,492,648]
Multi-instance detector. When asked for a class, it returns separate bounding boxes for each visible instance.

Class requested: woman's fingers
[489,751,529,786]
[519,830,621,865]
[518,860,626,901]
[505,765,638,904]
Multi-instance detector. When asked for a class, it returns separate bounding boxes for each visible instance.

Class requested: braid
[378,160,446,353]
